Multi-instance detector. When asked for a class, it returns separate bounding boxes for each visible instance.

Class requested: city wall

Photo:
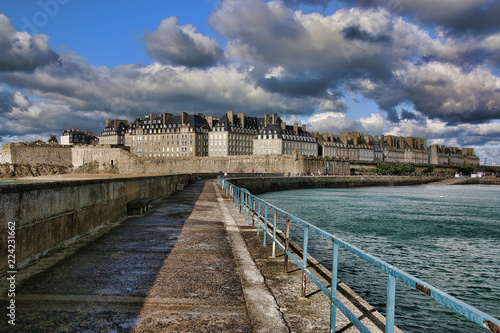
[0,143,72,166]
[72,146,351,175]
[0,174,201,272]
[228,175,442,194]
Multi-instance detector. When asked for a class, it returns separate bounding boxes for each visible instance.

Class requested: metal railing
[218,176,500,333]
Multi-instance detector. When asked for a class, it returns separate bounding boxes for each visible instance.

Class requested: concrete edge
[214,181,290,333]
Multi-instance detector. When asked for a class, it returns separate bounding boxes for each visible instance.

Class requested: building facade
[254,116,318,156]
[209,110,264,157]
[429,145,480,166]
[125,112,210,158]
[98,119,130,145]
[92,111,479,167]
[60,129,95,145]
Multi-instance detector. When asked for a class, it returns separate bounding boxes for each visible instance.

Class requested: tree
[457,166,475,175]
[422,166,434,174]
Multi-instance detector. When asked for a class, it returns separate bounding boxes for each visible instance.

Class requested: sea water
[259,184,500,333]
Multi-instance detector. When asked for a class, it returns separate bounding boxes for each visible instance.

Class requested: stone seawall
[0,174,208,272]
[72,146,350,175]
[228,175,443,194]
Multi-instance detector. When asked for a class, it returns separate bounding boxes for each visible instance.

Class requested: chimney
[162,113,172,124]
[238,112,245,128]
[105,119,111,128]
[301,124,306,133]
[205,115,214,129]
[182,112,188,125]
[272,113,279,124]
[281,121,286,130]
[227,110,234,124]
[264,114,270,127]
[293,123,298,134]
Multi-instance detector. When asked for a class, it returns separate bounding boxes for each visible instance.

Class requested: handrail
[218,176,500,333]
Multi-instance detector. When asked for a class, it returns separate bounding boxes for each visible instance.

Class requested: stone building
[254,115,318,156]
[318,132,382,162]
[88,110,480,167]
[429,145,480,166]
[208,110,265,157]
[98,119,130,145]
[125,112,210,158]
[48,135,58,143]
[60,129,95,146]
[316,133,350,159]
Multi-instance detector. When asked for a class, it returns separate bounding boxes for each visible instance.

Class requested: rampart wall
[0,143,72,166]
[72,146,351,175]
[0,174,207,272]
[228,175,443,194]
[0,144,12,164]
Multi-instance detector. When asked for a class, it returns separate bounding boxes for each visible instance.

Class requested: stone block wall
[0,174,191,272]
[0,143,72,166]
[71,146,351,176]
[0,144,12,164]
[228,175,442,194]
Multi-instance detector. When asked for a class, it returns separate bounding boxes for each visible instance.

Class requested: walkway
[0,180,280,332]
[1,179,392,332]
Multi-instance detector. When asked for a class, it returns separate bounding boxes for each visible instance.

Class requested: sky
[0,0,499,164]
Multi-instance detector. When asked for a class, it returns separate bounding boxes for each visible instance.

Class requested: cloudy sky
[1,0,499,163]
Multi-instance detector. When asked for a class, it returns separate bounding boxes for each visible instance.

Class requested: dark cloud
[337,0,500,37]
[401,109,418,121]
[260,74,331,97]
[0,14,59,72]
[0,92,13,113]
[282,0,331,7]
[143,17,223,68]
[342,25,392,44]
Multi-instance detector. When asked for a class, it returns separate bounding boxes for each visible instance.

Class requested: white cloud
[143,17,223,68]
[0,14,59,72]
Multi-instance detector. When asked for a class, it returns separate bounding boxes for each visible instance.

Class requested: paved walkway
[1,179,393,332]
[1,180,284,332]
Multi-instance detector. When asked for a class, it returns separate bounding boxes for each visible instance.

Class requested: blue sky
[1,0,500,163]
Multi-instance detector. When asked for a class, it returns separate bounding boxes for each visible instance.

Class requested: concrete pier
[1,179,396,332]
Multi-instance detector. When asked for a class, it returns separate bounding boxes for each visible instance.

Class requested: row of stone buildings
[60,111,479,166]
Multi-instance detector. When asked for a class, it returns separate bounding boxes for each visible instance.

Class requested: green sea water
[259,184,500,333]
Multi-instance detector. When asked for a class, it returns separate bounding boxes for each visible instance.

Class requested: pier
[0,179,394,332]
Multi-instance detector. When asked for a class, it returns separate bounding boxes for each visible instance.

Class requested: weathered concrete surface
[0,174,193,272]
[0,180,254,332]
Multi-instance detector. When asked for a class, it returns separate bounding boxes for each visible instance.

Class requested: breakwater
[229,175,444,194]
[0,173,215,272]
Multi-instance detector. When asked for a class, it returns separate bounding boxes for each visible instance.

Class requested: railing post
[252,199,256,228]
[386,274,396,333]
[271,206,276,257]
[257,200,262,235]
[263,207,268,245]
[247,194,252,225]
[301,225,309,297]
[240,190,243,210]
[330,240,339,333]
[247,193,251,218]
[284,216,290,274]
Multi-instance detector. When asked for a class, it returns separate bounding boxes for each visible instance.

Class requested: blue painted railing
[218,176,500,333]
